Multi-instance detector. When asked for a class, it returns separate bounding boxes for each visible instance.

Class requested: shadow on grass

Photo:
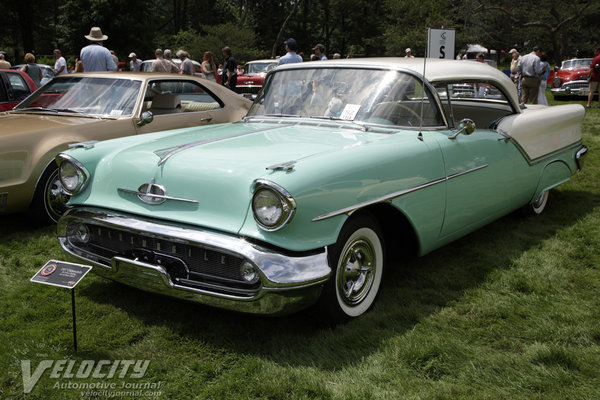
[0,212,56,239]
[78,187,598,371]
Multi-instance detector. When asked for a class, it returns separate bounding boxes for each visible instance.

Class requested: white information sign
[427,28,455,59]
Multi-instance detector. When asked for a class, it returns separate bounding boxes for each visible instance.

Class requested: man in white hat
[80,27,117,72]
[129,52,142,71]
[405,48,414,58]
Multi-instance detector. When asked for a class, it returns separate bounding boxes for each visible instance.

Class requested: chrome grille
[67,223,260,295]
[563,82,589,90]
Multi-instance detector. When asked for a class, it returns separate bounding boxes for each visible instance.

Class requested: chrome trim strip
[117,187,198,204]
[154,125,282,166]
[527,141,584,166]
[312,164,488,222]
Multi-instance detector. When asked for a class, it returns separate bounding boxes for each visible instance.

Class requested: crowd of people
[3,25,599,106]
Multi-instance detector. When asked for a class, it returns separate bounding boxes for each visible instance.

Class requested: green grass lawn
[1,94,599,399]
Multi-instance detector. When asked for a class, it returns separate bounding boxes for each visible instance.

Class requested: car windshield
[247,67,445,128]
[561,59,592,69]
[14,76,141,117]
[247,62,277,74]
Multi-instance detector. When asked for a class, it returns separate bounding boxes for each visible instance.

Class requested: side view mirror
[137,111,154,127]
[449,118,476,139]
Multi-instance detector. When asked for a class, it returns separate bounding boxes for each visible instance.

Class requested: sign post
[31,260,92,352]
[427,28,456,59]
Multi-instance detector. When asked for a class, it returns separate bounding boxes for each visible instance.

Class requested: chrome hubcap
[337,238,376,306]
[45,171,70,221]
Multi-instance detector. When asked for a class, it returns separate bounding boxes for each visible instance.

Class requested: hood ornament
[266,160,296,172]
[118,178,198,205]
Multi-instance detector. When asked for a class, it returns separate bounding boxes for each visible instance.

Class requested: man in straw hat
[80,27,117,72]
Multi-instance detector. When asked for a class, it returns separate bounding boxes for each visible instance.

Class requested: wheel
[530,190,549,215]
[30,163,70,224]
[318,214,385,322]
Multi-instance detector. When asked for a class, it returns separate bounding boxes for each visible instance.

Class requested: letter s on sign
[439,46,446,58]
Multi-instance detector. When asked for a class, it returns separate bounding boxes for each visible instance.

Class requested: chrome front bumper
[57,207,330,315]
[551,80,590,97]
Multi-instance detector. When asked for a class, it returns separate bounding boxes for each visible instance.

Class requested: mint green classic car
[55,58,587,321]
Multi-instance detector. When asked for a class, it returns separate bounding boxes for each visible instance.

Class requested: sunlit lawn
[0,93,598,399]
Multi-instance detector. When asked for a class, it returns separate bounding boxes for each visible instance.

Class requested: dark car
[0,69,38,111]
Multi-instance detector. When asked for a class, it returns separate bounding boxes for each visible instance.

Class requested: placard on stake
[31,260,92,352]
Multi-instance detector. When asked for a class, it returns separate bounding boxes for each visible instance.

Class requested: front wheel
[318,214,385,322]
[30,164,70,224]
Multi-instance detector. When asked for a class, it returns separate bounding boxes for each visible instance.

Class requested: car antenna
[417,43,428,142]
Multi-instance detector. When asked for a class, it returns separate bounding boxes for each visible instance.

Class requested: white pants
[538,80,548,106]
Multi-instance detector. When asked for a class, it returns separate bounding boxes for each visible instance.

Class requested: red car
[0,69,38,111]
[550,58,593,99]
[236,59,278,99]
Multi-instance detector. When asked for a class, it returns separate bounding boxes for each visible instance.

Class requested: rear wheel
[318,214,385,322]
[530,190,549,215]
[30,163,70,224]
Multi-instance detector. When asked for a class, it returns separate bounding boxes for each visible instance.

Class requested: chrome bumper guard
[57,207,330,315]
[576,145,589,170]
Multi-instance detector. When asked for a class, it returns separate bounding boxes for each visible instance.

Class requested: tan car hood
[0,112,109,138]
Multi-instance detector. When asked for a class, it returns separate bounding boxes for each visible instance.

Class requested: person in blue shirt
[277,38,303,66]
[80,27,117,72]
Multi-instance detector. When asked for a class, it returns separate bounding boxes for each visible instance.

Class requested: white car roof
[276,57,520,109]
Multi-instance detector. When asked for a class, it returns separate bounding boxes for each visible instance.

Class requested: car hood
[0,111,107,138]
[71,120,393,234]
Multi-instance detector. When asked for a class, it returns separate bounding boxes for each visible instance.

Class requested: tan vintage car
[0,72,251,223]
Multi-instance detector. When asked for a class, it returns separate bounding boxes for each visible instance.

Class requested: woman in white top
[201,51,217,82]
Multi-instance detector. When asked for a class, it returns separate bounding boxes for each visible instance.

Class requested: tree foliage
[0,0,598,66]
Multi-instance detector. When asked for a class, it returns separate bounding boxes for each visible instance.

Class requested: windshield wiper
[49,108,90,116]
[264,113,302,118]
[13,107,58,112]
[310,115,369,131]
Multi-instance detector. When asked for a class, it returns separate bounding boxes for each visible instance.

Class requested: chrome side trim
[527,141,584,166]
[312,164,488,222]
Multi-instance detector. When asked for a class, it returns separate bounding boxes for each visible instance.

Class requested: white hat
[128,52,136,58]
[405,48,411,53]
[85,27,108,41]
[508,48,518,54]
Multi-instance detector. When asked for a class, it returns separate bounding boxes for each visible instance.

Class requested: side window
[434,81,514,128]
[369,77,445,127]
[7,72,31,102]
[143,80,222,115]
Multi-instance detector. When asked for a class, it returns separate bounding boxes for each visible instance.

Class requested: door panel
[437,129,525,237]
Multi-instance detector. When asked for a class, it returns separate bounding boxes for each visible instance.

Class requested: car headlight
[252,180,296,231]
[553,77,562,87]
[56,154,89,194]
